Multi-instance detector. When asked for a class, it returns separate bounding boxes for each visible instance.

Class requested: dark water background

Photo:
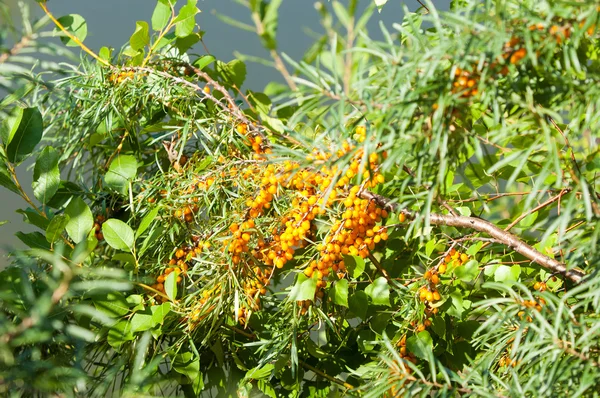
[0,0,448,266]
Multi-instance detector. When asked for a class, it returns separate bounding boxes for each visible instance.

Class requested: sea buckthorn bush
[1,0,600,396]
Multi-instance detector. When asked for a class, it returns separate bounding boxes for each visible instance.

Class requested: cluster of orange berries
[93,215,105,241]
[443,247,469,270]
[174,203,199,223]
[498,354,518,368]
[150,237,209,301]
[396,335,418,365]
[225,219,256,266]
[452,67,480,98]
[236,123,270,157]
[108,69,136,84]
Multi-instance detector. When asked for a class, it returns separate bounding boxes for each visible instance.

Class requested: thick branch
[359,191,586,284]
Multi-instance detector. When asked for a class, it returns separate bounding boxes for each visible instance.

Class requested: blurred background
[0,0,447,266]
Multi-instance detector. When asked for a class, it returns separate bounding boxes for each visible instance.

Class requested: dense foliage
[1,0,600,396]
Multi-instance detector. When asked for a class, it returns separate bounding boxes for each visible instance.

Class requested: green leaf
[3,107,43,163]
[215,60,246,88]
[107,320,134,349]
[288,273,317,302]
[152,0,175,31]
[259,0,282,50]
[518,212,538,228]
[0,163,19,194]
[192,55,216,71]
[374,0,389,12]
[15,231,51,250]
[174,0,199,38]
[172,352,200,381]
[151,302,171,325]
[0,107,23,147]
[137,207,160,238]
[247,91,272,116]
[332,279,349,307]
[343,254,365,279]
[45,214,70,243]
[55,14,88,47]
[93,291,130,318]
[245,363,274,380]
[105,155,137,195]
[17,208,50,230]
[494,264,521,284]
[102,219,135,252]
[365,277,390,306]
[130,310,155,332]
[32,147,60,204]
[65,197,94,244]
[164,271,177,301]
[348,290,368,320]
[406,331,433,361]
[130,21,150,51]
[454,260,480,282]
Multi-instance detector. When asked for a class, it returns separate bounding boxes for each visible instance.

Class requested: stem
[299,360,354,390]
[39,1,112,68]
[359,190,586,284]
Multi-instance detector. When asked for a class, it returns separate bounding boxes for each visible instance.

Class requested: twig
[0,34,30,65]
[504,189,570,232]
[359,190,586,284]
[299,360,354,390]
[368,253,390,280]
[39,1,112,68]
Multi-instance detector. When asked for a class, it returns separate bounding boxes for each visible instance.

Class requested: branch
[359,191,586,284]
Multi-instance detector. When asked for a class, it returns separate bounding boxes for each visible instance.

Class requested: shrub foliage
[1,0,600,396]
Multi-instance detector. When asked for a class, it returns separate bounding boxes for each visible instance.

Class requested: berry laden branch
[359,190,587,284]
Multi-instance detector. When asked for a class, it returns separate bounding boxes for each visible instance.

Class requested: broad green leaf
[0,107,23,147]
[3,107,43,163]
[164,271,177,301]
[365,277,390,306]
[518,212,538,228]
[192,55,216,70]
[494,264,521,283]
[332,279,349,307]
[107,320,134,350]
[174,0,199,38]
[172,352,200,381]
[65,197,94,244]
[152,0,175,31]
[343,254,365,278]
[289,273,317,302]
[102,219,135,251]
[215,59,246,88]
[406,331,433,361]
[455,260,480,282]
[130,310,154,332]
[16,231,51,250]
[45,214,70,243]
[151,302,171,325]
[105,154,137,195]
[130,21,150,51]
[349,290,368,320]
[17,208,49,230]
[0,163,19,194]
[137,207,160,237]
[32,147,60,204]
[93,291,130,318]
[55,14,88,47]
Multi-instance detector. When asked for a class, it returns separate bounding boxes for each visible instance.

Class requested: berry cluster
[93,215,105,241]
